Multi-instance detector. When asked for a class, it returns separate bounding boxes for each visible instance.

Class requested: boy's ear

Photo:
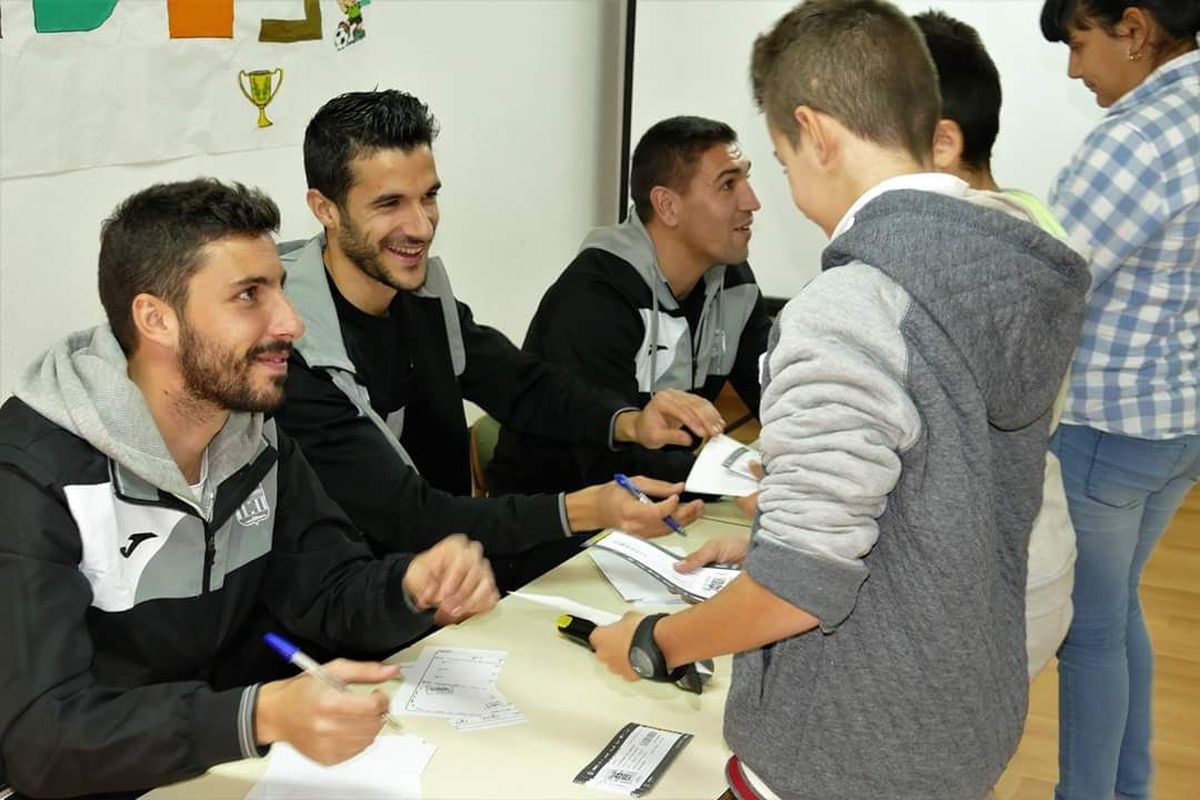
[931,119,965,173]
[793,106,834,166]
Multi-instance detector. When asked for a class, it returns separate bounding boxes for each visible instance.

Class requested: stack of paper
[588,548,688,606]
[591,532,740,603]
[390,647,526,732]
[684,435,761,497]
[246,736,435,799]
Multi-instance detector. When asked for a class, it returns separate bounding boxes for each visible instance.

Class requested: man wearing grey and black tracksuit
[0,328,441,797]
[489,212,772,494]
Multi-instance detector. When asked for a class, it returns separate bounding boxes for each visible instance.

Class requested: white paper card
[390,647,526,732]
[245,736,434,800]
[507,590,623,625]
[685,435,761,497]
[588,548,688,606]
[574,723,693,797]
[591,532,739,603]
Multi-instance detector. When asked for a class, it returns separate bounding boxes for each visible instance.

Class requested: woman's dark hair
[1040,0,1200,44]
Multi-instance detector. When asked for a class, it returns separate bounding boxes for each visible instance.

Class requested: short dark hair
[913,11,1002,171]
[98,179,280,354]
[304,89,440,208]
[751,0,940,165]
[630,116,738,223]
[1040,0,1200,45]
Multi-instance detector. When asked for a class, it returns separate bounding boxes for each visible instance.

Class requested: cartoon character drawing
[335,0,368,50]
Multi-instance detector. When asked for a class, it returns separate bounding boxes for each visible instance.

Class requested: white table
[145,517,749,799]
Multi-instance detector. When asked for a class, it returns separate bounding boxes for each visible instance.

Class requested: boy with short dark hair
[589,2,1090,797]
[914,8,1078,681]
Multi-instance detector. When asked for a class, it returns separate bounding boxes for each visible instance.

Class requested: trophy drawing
[238,68,284,128]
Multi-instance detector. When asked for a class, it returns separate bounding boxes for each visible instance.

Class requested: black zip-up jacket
[275,235,630,559]
[489,215,771,495]
[0,330,433,797]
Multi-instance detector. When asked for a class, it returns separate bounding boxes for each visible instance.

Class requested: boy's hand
[589,612,644,680]
[734,461,763,518]
[674,535,750,573]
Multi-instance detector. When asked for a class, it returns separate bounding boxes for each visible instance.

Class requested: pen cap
[263,632,299,660]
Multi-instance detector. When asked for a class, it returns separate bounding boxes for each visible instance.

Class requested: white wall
[0,0,625,396]
[632,0,1105,299]
[0,0,1110,398]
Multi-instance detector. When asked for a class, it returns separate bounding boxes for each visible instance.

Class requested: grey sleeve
[744,263,922,631]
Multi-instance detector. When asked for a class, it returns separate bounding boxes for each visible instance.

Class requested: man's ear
[130,293,179,352]
[931,118,965,173]
[649,185,681,227]
[306,188,341,230]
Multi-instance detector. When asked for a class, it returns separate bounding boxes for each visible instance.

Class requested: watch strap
[630,613,687,682]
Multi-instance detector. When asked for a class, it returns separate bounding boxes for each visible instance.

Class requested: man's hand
[674,534,749,573]
[403,534,499,624]
[255,659,397,765]
[589,611,644,680]
[567,476,704,537]
[614,389,725,449]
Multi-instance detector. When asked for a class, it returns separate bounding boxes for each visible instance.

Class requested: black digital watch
[628,613,689,682]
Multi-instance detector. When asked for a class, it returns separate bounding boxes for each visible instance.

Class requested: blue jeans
[1050,424,1200,800]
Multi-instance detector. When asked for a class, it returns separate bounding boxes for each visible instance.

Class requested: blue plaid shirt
[1051,49,1200,440]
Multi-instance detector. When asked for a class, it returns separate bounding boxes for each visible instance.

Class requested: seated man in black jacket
[275,91,724,588]
[489,116,772,495]
[0,179,497,797]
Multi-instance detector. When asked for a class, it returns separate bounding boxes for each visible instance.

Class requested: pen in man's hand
[263,633,403,730]
[613,473,688,536]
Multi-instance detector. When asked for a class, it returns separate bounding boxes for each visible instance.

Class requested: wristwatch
[628,613,688,682]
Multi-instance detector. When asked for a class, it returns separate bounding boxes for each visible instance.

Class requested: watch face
[629,646,656,678]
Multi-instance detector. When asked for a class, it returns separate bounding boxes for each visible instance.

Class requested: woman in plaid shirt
[1040,2,1199,798]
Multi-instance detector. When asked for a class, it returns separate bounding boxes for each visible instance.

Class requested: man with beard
[0,179,498,797]
[489,116,772,494]
[276,90,725,589]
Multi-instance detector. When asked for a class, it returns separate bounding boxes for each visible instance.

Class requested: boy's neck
[949,162,999,193]
[827,145,928,236]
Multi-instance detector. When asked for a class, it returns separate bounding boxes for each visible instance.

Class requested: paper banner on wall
[167,0,233,39]
[237,67,284,128]
[0,0,370,178]
[259,0,322,43]
[32,0,118,33]
[334,0,369,50]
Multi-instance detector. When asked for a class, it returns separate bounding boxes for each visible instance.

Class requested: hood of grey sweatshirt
[14,325,265,513]
[580,212,728,311]
[823,189,1090,432]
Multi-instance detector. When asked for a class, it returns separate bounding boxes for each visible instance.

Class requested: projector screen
[631,0,1103,299]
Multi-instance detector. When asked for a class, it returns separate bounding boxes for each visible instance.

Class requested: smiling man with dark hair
[0,178,498,797]
[276,91,728,590]
[488,115,772,496]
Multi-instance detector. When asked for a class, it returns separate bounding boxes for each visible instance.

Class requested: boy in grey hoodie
[589,2,1089,798]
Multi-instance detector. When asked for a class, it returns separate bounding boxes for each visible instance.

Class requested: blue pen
[264,633,403,729]
[613,473,688,536]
